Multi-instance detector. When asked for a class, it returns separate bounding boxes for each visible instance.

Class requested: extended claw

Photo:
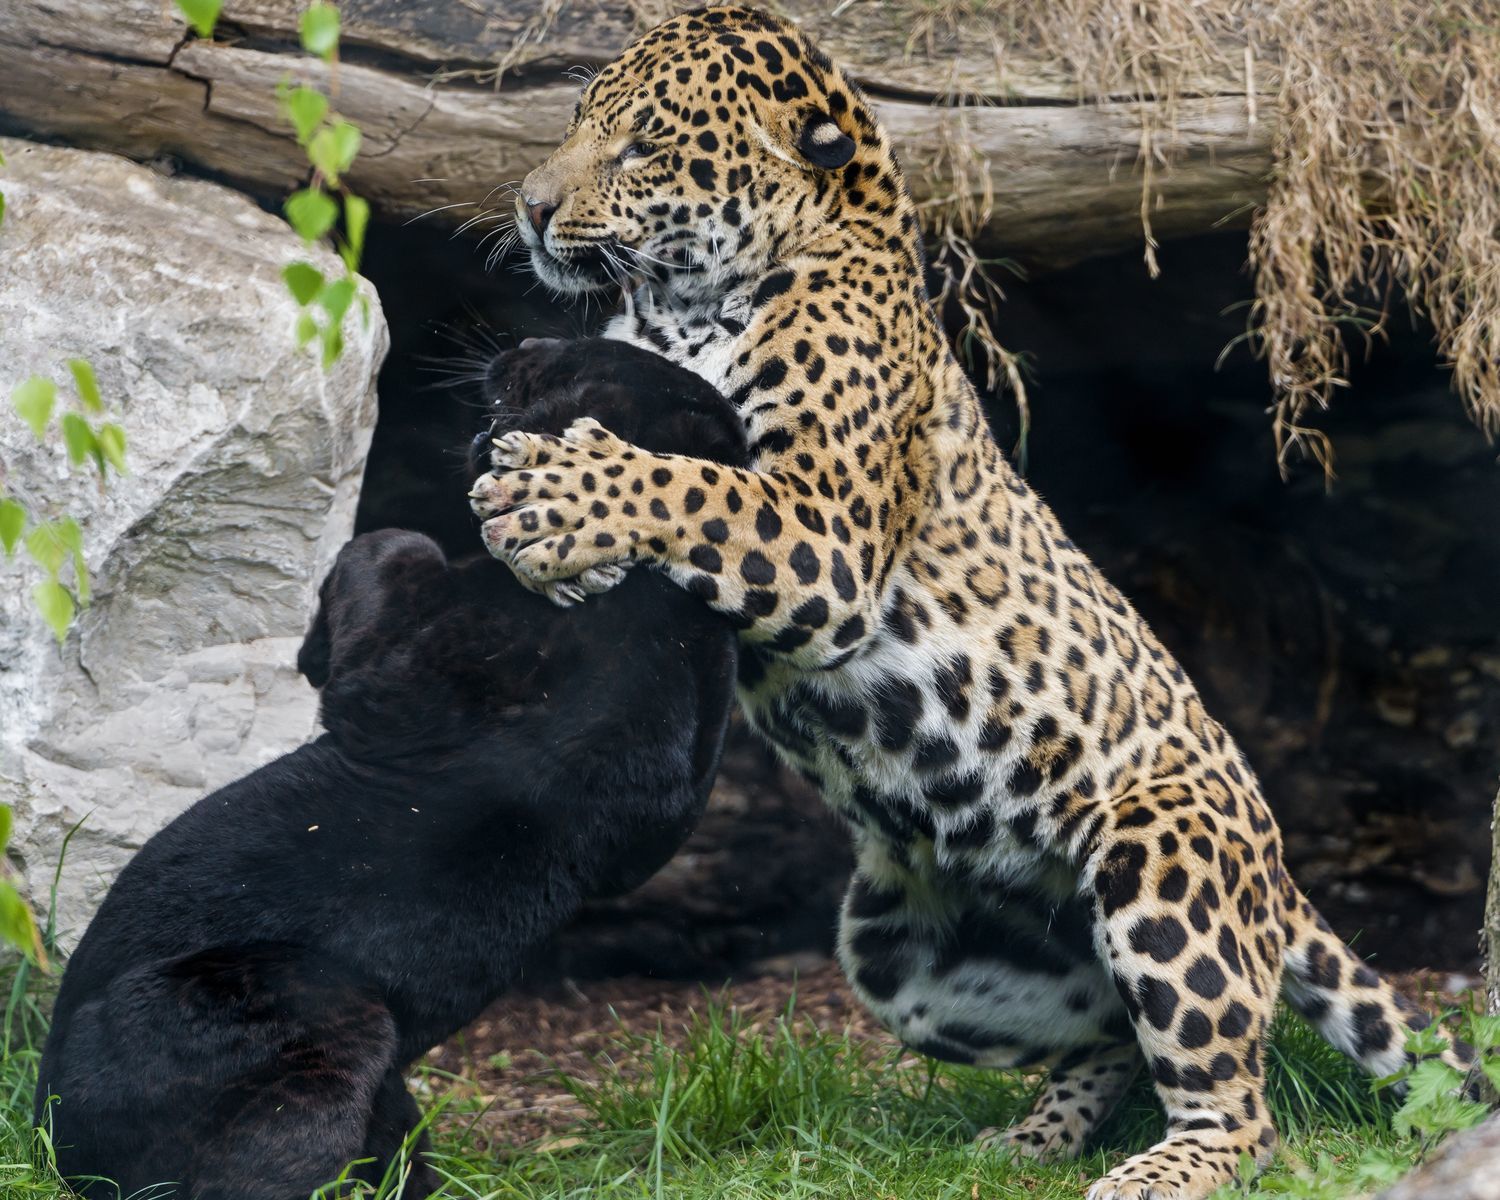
[541,579,588,608]
[575,563,630,593]
[469,472,507,519]
[489,431,531,470]
[521,563,629,609]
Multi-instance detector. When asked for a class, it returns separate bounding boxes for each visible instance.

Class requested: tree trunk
[1488,781,1500,1013]
[1387,789,1500,1197]
[0,0,1271,269]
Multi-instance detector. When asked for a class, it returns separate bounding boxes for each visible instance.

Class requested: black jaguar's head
[466,337,748,478]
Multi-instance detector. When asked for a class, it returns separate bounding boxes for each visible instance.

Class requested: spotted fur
[469,9,1471,1197]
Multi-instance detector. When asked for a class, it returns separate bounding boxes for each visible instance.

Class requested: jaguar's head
[514,6,891,302]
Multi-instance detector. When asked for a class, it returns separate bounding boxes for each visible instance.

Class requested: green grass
[0,960,1466,1200]
[418,1001,1416,1200]
[2,958,62,1198]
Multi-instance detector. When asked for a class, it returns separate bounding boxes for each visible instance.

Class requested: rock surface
[1376,1111,1500,1200]
[0,138,385,946]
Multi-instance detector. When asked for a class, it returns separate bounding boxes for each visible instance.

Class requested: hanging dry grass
[966,1,1244,277]
[900,1,1248,445]
[906,47,1036,455]
[928,0,1500,467]
[1250,1,1500,469]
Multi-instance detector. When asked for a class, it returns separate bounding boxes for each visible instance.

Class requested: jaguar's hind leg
[189,976,402,1200]
[1083,803,1284,1200]
[979,1040,1142,1160]
[354,1068,439,1198]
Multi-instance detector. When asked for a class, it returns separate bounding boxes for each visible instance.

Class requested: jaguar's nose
[526,199,558,236]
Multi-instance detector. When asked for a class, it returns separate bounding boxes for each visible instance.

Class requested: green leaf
[344,192,369,261]
[308,121,360,184]
[0,804,11,850]
[282,261,325,306]
[1236,1151,1257,1187]
[72,553,91,607]
[306,130,339,184]
[1466,1014,1500,1055]
[282,84,328,145]
[0,189,6,228]
[32,579,75,644]
[329,121,361,173]
[96,422,128,474]
[54,517,83,556]
[0,880,44,965]
[1403,1024,1452,1060]
[300,2,341,61]
[1392,1058,1465,1135]
[318,277,356,324]
[320,323,345,368]
[60,412,100,470]
[25,522,66,577]
[295,312,319,348]
[54,517,89,606]
[67,358,103,413]
[0,499,24,557]
[285,188,338,243]
[175,0,222,39]
[11,375,56,439]
[1480,1055,1500,1094]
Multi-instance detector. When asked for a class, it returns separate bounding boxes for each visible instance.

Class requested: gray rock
[0,138,386,946]
[1377,1111,1500,1200]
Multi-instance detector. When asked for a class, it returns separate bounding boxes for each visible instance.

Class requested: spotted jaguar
[469,8,1471,1196]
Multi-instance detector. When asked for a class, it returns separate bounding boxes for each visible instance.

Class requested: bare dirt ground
[421,960,873,1147]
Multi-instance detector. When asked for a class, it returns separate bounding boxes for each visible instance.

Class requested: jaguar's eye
[621,141,656,161]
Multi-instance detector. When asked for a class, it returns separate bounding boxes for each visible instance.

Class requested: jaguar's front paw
[489,416,627,471]
[468,417,652,607]
[477,514,632,606]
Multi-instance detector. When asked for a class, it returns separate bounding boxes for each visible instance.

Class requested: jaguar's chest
[604,291,749,397]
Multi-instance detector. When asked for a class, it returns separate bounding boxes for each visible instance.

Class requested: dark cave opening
[356,225,1500,978]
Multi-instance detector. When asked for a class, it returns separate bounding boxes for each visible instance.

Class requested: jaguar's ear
[795,111,855,169]
[297,592,333,689]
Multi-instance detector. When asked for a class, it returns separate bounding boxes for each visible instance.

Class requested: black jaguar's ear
[796,112,855,169]
[297,597,333,689]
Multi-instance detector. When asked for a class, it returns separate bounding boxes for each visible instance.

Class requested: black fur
[36,338,747,1200]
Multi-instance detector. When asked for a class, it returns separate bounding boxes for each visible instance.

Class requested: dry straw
[912,0,1500,469]
[1251,1,1500,469]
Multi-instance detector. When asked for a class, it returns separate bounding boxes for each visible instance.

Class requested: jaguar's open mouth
[525,238,619,295]
[522,221,697,297]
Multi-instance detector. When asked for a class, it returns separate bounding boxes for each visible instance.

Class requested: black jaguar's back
[37,338,746,1200]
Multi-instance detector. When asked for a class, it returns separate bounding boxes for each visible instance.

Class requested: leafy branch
[175,1,370,368]
[0,138,128,647]
[2,366,128,642]
[1222,1013,1500,1198]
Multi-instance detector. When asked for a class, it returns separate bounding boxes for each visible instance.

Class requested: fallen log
[0,0,1271,269]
